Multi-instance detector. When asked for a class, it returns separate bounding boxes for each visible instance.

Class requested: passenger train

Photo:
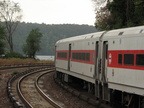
[55,26,144,107]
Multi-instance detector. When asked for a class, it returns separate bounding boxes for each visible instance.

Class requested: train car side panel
[106,34,144,95]
[70,39,96,79]
[55,42,69,70]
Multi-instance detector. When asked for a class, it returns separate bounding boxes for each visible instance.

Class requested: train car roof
[56,25,144,44]
[56,31,104,44]
[104,25,144,37]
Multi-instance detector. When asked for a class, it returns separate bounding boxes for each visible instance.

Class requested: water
[36,55,55,61]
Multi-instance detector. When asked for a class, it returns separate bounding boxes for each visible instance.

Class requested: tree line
[1,21,97,57]
[0,0,42,58]
[13,23,97,55]
[93,0,144,30]
[0,0,97,58]
[1,0,143,58]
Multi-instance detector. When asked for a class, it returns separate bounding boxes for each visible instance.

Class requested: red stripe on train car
[56,50,68,60]
[108,50,144,70]
[71,50,95,64]
[56,50,95,64]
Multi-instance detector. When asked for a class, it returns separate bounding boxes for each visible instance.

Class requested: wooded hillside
[13,22,97,55]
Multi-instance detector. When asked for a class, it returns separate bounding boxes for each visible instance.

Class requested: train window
[79,53,82,60]
[81,53,85,60]
[136,54,144,66]
[85,53,90,61]
[72,52,90,61]
[72,53,75,59]
[76,53,79,60]
[57,52,67,59]
[72,53,78,60]
[118,54,122,65]
[72,53,76,60]
[124,54,134,65]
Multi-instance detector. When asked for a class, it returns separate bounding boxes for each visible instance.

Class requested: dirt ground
[0,67,98,108]
[42,72,97,108]
[0,68,28,108]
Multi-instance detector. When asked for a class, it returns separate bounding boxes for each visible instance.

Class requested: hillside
[13,22,97,55]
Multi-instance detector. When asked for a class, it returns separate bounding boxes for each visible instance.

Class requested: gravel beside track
[19,69,56,108]
[1,65,109,108]
[0,68,29,108]
[0,66,48,108]
[41,72,98,108]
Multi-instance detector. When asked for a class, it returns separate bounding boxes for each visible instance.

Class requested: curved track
[6,64,113,108]
[0,63,50,70]
[8,66,62,108]
[35,71,63,108]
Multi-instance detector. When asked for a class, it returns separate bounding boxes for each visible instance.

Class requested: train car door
[102,41,110,101]
[95,41,99,79]
[95,41,100,98]
[68,44,71,71]
[102,41,108,82]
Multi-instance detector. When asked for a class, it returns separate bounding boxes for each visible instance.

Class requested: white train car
[55,26,144,107]
[55,32,103,83]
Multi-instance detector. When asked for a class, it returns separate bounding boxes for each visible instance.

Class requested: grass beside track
[0,58,54,66]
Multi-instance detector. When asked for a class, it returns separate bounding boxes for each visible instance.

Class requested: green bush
[12,71,20,75]
[4,52,25,59]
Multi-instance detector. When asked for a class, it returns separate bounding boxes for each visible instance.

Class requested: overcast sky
[12,0,96,25]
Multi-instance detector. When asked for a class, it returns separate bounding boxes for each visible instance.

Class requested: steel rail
[35,69,63,108]
[7,66,54,108]
[8,68,45,108]
[17,67,57,108]
[0,63,53,70]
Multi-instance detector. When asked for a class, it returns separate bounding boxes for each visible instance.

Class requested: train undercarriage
[56,71,144,108]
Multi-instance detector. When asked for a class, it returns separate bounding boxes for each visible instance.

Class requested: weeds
[0,58,54,66]
[12,71,20,75]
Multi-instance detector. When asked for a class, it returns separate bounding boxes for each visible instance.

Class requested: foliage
[4,51,24,58]
[133,0,144,25]
[95,6,114,30]
[0,26,5,56]
[12,71,20,75]
[0,0,22,52]
[23,28,43,58]
[94,0,144,30]
[0,58,54,66]
[13,23,97,55]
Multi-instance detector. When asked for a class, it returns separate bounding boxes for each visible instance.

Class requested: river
[36,55,55,61]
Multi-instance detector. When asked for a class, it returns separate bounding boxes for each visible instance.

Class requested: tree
[133,0,144,25]
[92,0,108,10]
[93,0,144,30]
[0,26,5,56]
[23,28,43,58]
[95,6,115,30]
[93,0,115,30]
[107,0,135,28]
[0,0,22,52]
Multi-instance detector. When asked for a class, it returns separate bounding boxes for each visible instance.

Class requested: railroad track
[0,63,50,70]
[7,65,62,108]
[6,64,111,108]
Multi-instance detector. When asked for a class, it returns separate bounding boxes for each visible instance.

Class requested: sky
[12,0,96,25]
